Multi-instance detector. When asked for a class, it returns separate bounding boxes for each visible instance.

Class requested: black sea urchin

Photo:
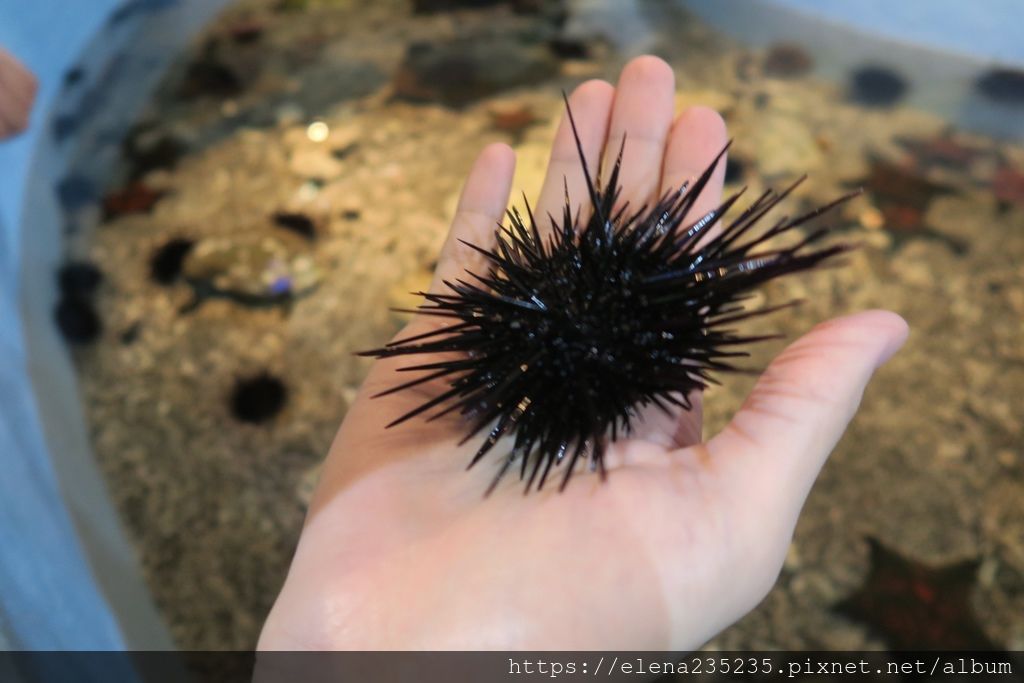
[364,103,856,495]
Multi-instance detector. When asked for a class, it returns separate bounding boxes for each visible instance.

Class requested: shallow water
[61,0,1024,650]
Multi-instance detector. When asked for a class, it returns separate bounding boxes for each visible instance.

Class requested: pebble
[859,206,884,230]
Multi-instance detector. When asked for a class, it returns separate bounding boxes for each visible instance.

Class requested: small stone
[341,386,359,406]
[859,206,885,230]
[296,180,322,202]
[296,464,321,505]
[996,449,1017,468]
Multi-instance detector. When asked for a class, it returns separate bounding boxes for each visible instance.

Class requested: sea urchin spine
[363,101,857,495]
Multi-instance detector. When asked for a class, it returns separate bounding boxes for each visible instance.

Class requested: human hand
[258,56,908,651]
[0,47,37,140]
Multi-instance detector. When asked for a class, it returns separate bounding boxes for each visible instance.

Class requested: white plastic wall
[0,0,228,651]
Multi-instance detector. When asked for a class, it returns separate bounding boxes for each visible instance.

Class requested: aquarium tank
[0,0,1022,671]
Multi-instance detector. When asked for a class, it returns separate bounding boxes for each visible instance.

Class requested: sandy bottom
[68,0,1024,649]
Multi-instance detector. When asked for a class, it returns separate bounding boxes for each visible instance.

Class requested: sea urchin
[364,102,856,495]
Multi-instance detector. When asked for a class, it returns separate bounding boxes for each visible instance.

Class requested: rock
[394,36,558,106]
[763,43,813,79]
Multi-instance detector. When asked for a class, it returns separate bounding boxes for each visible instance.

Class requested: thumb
[708,310,908,520]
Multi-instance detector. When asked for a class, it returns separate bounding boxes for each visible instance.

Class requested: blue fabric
[0,0,228,652]
[0,0,132,652]
[0,244,126,650]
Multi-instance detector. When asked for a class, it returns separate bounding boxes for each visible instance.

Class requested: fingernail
[874,313,910,369]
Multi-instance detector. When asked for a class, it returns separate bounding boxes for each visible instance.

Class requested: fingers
[532,79,614,233]
[0,48,38,139]
[659,105,728,232]
[600,56,676,212]
[627,106,728,450]
[708,310,909,526]
[427,143,516,294]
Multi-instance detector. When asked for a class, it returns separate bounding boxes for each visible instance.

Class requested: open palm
[259,56,907,651]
